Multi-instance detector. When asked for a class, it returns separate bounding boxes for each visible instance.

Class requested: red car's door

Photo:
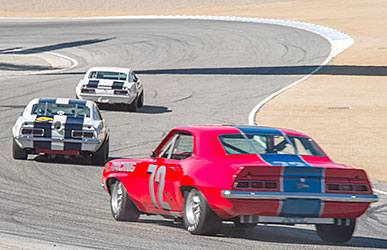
[146,158,182,213]
[140,131,193,214]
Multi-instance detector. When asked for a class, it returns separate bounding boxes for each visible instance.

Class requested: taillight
[72,130,94,139]
[114,90,128,95]
[21,128,33,134]
[327,183,339,191]
[342,184,353,192]
[72,130,83,138]
[22,128,44,136]
[327,183,369,192]
[251,182,263,189]
[81,88,95,94]
[235,181,278,190]
[83,132,94,138]
[354,185,368,192]
[236,182,249,188]
[32,128,44,136]
[264,182,278,189]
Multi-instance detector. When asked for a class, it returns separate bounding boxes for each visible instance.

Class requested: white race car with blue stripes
[12,98,109,165]
[75,66,144,112]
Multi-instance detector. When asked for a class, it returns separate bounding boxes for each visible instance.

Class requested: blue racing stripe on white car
[68,99,87,105]
[38,98,56,104]
[87,80,99,88]
[64,117,84,150]
[33,115,54,149]
[112,81,124,89]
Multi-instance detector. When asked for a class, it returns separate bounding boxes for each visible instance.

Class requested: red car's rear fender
[179,158,242,218]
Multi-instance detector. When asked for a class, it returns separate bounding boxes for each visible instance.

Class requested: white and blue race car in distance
[12,98,109,165]
[75,66,144,112]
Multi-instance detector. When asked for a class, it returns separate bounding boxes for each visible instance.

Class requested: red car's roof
[173,125,309,138]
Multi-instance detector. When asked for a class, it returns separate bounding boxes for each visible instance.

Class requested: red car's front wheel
[110,180,139,221]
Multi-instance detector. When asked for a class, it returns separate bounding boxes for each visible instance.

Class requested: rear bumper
[221,190,378,203]
[15,136,100,144]
[14,136,102,153]
[79,93,135,104]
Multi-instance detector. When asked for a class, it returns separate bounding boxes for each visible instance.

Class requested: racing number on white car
[147,164,170,210]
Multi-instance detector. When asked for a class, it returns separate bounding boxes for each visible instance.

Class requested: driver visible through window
[89,71,127,81]
[219,133,324,156]
[31,103,91,118]
[159,133,193,160]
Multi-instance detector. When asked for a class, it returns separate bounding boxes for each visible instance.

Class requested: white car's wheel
[127,98,138,112]
[12,138,27,160]
[91,138,108,166]
[183,189,221,235]
[137,92,144,108]
[110,180,140,221]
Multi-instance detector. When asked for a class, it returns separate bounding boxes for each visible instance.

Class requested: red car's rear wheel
[316,218,356,243]
[183,189,221,235]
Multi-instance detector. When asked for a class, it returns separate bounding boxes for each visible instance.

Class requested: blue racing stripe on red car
[234,126,282,135]
[279,199,322,217]
[282,167,323,193]
[278,167,324,217]
[259,154,311,167]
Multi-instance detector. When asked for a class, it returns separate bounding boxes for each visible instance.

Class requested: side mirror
[151,151,157,158]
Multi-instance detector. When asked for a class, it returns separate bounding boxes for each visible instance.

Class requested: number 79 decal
[147,164,170,210]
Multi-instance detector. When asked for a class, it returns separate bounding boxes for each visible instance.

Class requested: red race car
[101,125,378,243]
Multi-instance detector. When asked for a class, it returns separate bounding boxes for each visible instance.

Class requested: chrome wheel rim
[186,193,201,225]
[111,182,123,215]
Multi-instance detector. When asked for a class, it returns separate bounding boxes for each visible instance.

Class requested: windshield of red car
[219,134,325,156]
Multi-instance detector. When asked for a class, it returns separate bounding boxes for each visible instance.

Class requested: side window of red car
[158,133,193,160]
[159,134,178,159]
[170,133,193,160]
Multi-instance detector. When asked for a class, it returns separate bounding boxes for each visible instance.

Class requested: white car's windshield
[31,103,90,118]
[219,134,325,156]
[89,71,127,81]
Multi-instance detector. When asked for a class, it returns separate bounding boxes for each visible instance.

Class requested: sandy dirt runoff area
[1,0,386,182]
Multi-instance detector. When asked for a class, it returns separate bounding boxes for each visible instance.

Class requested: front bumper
[221,190,379,203]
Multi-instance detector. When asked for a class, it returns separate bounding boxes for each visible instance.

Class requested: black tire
[137,91,144,108]
[110,180,140,221]
[183,189,222,235]
[127,97,138,112]
[12,138,27,160]
[91,138,109,166]
[316,218,356,243]
[233,219,257,228]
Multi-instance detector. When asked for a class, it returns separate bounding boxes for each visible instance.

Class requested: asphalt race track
[0,18,386,249]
